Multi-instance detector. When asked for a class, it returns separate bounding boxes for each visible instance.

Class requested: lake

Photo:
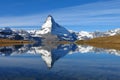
[0,43,120,80]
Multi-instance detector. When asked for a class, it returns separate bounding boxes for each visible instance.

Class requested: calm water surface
[0,44,120,80]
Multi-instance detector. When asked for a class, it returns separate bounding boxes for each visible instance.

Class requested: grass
[0,39,33,47]
[75,35,120,50]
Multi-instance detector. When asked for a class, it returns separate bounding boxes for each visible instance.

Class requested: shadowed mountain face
[35,15,77,41]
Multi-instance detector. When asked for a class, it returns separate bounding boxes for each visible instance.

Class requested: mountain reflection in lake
[0,43,120,80]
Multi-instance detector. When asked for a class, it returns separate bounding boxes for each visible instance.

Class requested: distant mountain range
[75,28,120,40]
[0,15,120,41]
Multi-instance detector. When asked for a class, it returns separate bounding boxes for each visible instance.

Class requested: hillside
[76,35,120,50]
[0,39,33,47]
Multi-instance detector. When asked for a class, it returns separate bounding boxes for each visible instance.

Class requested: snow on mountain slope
[13,29,32,40]
[76,31,93,40]
[0,27,24,40]
[76,28,120,40]
[35,15,76,41]
[36,15,70,35]
[75,30,109,40]
[105,28,120,36]
[0,27,37,40]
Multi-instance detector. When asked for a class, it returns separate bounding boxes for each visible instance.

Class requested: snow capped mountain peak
[41,15,70,35]
[42,15,55,29]
[35,15,76,41]
[36,15,58,34]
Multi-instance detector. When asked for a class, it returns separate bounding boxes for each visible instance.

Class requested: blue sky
[0,0,120,32]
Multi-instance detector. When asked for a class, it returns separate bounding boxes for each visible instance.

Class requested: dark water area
[0,43,120,80]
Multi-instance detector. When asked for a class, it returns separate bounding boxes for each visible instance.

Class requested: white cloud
[0,0,119,27]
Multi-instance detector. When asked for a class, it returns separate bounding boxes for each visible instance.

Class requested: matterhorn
[35,15,77,41]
